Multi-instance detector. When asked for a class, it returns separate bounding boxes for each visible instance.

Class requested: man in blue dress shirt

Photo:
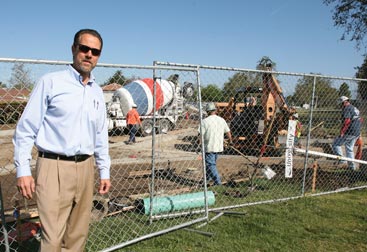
[13,29,111,252]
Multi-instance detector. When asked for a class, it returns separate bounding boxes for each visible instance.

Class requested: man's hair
[73,29,103,50]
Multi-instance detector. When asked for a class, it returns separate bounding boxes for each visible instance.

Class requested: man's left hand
[99,179,111,194]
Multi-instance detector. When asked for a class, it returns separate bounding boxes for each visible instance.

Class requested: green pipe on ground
[139,191,215,215]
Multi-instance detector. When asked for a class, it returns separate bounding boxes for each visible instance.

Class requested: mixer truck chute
[107,75,194,136]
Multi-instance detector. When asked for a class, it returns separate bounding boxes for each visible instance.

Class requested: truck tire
[141,119,154,136]
[158,119,171,134]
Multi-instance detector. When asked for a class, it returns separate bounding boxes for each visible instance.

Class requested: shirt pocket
[89,97,103,131]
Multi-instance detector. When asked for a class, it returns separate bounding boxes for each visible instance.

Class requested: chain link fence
[0,58,366,251]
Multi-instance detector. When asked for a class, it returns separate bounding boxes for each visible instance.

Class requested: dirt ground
[0,123,250,212]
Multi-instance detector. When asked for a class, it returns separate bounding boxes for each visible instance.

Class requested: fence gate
[97,65,212,252]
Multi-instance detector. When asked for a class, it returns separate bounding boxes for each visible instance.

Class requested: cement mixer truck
[107,75,194,135]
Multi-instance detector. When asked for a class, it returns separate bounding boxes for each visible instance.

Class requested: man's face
[72,33,102,76]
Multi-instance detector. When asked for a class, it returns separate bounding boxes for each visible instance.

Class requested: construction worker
[126,103,142,144]
[332,96,361,170]
[244,96,257,107]
[198,102,232,185]
[292,113,302,148]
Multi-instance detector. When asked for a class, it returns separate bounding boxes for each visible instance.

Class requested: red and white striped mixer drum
[113,78,175,116]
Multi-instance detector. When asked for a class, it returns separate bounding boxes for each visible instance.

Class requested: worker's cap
[293,113,299,119]
[338,96,349,104]
[132,103,137,108]
[205,102,216,111]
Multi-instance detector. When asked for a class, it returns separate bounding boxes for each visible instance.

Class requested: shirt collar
[68,64,96,86]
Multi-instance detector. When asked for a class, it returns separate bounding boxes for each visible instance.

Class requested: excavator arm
[261,70,290,121]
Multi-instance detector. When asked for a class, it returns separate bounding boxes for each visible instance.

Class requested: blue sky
[1,0,365,78]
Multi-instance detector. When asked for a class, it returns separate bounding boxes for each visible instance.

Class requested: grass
[115,189,367,252]
[6,189,367,251]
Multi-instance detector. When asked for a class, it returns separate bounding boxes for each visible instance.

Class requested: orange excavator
[216,58,364,159]
[217,59,296,156]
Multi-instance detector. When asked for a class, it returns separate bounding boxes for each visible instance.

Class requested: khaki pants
[36,156,94,252]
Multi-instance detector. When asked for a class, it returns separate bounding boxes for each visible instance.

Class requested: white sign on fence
[285,120,296,178]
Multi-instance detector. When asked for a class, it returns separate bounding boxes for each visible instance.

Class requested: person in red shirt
[126,103,142,144]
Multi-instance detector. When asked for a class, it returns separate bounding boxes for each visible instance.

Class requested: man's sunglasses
[77,44,101,56]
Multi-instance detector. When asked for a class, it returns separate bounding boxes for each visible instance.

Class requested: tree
[324,0,367,50]
[102,70,128,86]
[200,84,224,102]
[9,63,34,90]
[355,55,367,100]
[290,74,339,108]
[222,72,262,101]
[0,82,6,88]
[338,82,352,98]
[256,56,277,71]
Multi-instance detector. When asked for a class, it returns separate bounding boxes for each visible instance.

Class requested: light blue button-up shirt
[13,65,110,179]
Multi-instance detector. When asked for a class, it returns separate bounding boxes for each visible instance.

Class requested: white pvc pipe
[294,148,367,165]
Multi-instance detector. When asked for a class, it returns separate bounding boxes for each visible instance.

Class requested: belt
[38,151,91,163]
